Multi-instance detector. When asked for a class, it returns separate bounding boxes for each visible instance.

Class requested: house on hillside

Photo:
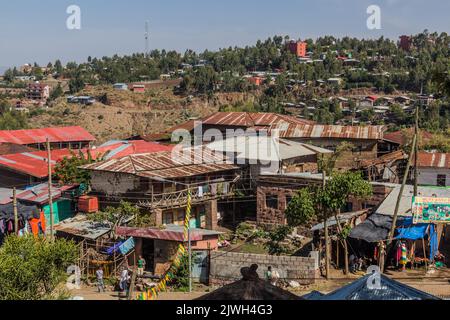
[80,147,242,230]
[113,83,128,91]
[0,126,96,150]
[26,82,50,101]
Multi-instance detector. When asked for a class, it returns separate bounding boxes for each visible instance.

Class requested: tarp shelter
[304,274,440,300]
[349,214,406,243]
[395,218,439,261]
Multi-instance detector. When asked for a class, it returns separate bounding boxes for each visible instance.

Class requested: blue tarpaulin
[105,241,124,255]
[119,237,135,255]
[395,218,438,261]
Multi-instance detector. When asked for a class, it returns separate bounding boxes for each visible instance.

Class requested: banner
[412,197,450,224]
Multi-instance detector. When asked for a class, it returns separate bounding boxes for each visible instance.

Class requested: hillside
[28,86,253,143]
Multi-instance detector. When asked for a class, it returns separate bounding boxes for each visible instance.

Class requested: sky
[0,0,449,69]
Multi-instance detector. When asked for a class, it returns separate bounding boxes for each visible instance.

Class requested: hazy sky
[0,0,449,68]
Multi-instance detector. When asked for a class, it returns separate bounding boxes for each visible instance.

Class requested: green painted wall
[43,199,74,225]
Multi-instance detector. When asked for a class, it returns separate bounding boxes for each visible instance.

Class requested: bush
[0,236,78,300]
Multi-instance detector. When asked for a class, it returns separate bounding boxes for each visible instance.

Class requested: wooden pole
[422,238,428,272]
[13,187,18,234]
[334,210,349,275]
[414,105,419,197]
[323,170,330,280]
[46,138,54,242]
[387,134,417,248]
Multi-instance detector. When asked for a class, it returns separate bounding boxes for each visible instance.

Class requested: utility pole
[322,170,330,280]
[387,134,417,247]
[13,187,18,234]
[414,105,419,197]
[186,186,193,293]
[145,20,150,58]
[46,138,54,242]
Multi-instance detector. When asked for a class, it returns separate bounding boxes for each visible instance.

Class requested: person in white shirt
[120,268,130,294]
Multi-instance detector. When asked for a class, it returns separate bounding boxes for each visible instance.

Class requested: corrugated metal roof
[0,143,36,155]
[360,150,406,167]
[206,136,332,162]
[201,112,314,127]
[15,183,77,205]
[311,274,440,300]
[418,152,450,169]
[383,129,433,145]
[54,215,112,240]
[0,126,96,145]
[376,184,450,217]
[0,149,77,178]
[0,188,14,205]
[0,141,171,179]
[116,224,221,242]
[94,140,173,160]
[81,147,239,179]
[272,124,386,140]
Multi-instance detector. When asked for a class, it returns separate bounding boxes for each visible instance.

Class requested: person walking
[96,266,105,293]
[119,268,131,297]
[137,256,146,277]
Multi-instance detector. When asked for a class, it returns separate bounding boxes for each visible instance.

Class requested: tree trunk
[343,239,349,275]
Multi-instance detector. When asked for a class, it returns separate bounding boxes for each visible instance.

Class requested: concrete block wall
[210,251,318,285]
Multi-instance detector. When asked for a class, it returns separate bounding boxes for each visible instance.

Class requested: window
[437,174,447,187]
[266,195,279,209]
[162,212,173,225]
[286,195,293,207]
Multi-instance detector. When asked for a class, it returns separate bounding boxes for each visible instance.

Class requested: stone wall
[257,186,295,226]
[209,251,318,285]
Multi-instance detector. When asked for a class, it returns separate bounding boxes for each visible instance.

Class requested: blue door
[191,251,209,284]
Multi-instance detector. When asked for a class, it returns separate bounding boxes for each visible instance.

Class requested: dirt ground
[70,267,450,300]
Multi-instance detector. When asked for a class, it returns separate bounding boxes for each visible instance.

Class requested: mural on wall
[413,197,450,224]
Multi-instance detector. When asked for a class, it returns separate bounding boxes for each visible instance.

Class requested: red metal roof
[417,152,450,169]
[0,126,96,145]
[0,143,36,155]
[92,140,173,159]
[0,149,78,178]
[0,140,172,179]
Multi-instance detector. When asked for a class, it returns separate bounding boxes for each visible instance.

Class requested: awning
[349,214,406,243]
[116,225,221,242]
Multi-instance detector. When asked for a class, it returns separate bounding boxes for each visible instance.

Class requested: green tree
[88,201,144,238]
[49,84,64,101]
[53,150,100,185]
[285,172,372,275]
[0,235,78,300]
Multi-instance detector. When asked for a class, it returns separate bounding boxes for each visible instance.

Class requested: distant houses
[26,82,50,101]
[67,95,96,105]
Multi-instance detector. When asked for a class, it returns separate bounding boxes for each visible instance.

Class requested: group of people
[95,255,147,296]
